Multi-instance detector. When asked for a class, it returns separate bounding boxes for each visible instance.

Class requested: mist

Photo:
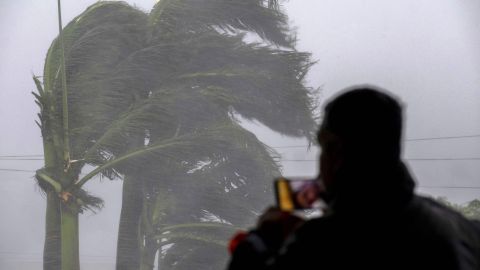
[1,0,479,269]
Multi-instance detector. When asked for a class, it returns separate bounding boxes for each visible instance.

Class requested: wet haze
[1,0,479,269]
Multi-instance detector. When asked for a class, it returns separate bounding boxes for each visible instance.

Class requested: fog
[1,0,479,269]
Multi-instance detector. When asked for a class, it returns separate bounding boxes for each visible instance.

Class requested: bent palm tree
[34,1,316,270]
[35,3,150,270]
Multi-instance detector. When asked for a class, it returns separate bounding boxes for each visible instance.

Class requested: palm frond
[155,222,232,270]
[131,122,279,226]
[150,0,293,47]
[43,2,149,158]
[73,188,104,213]
[155,222,237,247]
[148,31,317,138]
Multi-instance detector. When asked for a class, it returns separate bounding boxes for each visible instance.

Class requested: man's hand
[254,207,305,251]
[228,208,304,258]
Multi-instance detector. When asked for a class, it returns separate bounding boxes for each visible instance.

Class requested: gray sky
[1,0,479,268]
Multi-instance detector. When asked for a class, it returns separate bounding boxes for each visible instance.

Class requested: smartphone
[274,177,323,211]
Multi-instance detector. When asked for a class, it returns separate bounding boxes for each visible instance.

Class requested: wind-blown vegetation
[34,1,316,270]
[437,197,480,220]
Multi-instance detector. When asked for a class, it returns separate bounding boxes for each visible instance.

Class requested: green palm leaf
[42,2,149,160]
[150,0,292,47]
[154,222,236,270]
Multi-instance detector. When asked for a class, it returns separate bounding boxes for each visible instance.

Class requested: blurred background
[1,0,479,269]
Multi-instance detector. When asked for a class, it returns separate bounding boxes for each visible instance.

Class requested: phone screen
[274,177,323,211]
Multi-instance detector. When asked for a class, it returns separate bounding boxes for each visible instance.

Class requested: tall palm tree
[114,1,317,269]
[34,1,316,270]
[35,2,150,269]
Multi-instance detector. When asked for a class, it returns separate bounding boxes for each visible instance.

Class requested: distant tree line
[437,197,480,220]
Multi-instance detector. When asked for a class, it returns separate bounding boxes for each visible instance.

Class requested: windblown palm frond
[42,2,149,163]
[155,223,234,270]
[131,122,281,270]
[150,0,292,47]
[137,122,279,218]
[153,31,317,138]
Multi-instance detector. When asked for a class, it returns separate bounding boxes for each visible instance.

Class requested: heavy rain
[1,0,479,269]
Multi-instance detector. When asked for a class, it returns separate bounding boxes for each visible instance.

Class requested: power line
[281,158,480,162]
[406,134,480,142]
[2,157,480,163]
[272,145,313,149]
[0,158,44,161]
[0,155,43,158]
[407,158,480,161]
[0,251,115,258]
[271,134,480,148]
[419,185,480,190]
[1,156,479,175]
[0,169,479,190]
[0,134,479,156]
[0,168,36,173]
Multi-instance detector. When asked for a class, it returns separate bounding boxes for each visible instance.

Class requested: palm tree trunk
[44,192,61,270]
[42,129,62,270]
[140,239,158,270]
[60,204,80,270]
[116,175,144,270]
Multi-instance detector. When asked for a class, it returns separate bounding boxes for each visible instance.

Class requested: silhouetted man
[228,86,480,270]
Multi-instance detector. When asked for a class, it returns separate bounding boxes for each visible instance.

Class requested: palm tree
[34,1,316,270]
[35,2,150,269]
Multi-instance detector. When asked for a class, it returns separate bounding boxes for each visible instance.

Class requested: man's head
[317,85,404,192]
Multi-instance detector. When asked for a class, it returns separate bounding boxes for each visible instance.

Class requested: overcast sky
[1,0,479,268]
